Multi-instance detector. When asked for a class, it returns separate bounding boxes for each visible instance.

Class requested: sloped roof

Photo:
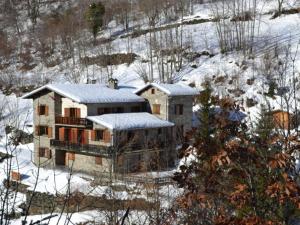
[22,84,145,104]
[134,83,199,96]
[87,113,174,130]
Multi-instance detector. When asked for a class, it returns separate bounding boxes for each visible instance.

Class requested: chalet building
[23,82,198,174]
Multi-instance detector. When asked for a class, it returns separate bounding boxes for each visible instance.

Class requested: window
[95,130,104,141]
[39,148,51,159]
[176,125,184,140]
[95,156,102,165]
[131,106,140,112]
[127,131,134,142]
[151,88,155,94]
[37,105,48,116]
[158,128,162,135]
[37,126,48,136]
[145,130,149,136]
[175,104,184,115]
[152,104,161,115]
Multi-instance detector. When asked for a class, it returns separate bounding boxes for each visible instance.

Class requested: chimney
[108,78,118,89]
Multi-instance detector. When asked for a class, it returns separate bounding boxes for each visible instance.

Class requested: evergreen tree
[196,82,214,142]
[85,2,105,42]
[255,103,275,140]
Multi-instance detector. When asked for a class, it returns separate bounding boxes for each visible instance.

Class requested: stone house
[23,82,198,174]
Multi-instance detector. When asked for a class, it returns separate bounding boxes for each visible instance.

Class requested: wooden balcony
[55,116,92,127]
[50,139,111,156]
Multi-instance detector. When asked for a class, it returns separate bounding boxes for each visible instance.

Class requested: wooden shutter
[38,148,45,157]
[68,152,75,161]
[35,126,39,136]
[81,130,87,145]
[153,104,160,114]
[45,106,49,116]
[71,128,78,144]
[83,130,89,144]
[91,130,96,141]
[45,148,51,159]
[76,108,81,118]
[103,130,111,143]
[37,105,40,115]
[95,156,102,165]
[59,128,65,141]
[48,127,53,138]
[64,108,70,117]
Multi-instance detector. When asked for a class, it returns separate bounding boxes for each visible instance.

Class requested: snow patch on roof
[87,113,174,130]
[135,83,199,96]
[22,84,145,104]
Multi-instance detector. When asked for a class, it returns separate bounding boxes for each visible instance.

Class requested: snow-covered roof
[134,83,199,96]
[214,107,247,122]
[87,113,174,130]
[22,84,145,104]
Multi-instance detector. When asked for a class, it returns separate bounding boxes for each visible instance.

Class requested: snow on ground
[11,210,150,225]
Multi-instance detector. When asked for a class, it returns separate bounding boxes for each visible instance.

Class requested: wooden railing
[55,116,92,127]
[50,139,111,156]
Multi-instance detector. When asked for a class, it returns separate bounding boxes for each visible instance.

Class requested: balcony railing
[55,116,92,127]
[50,139,111,156]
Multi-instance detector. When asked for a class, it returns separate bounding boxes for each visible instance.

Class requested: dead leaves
[268,153,290,169]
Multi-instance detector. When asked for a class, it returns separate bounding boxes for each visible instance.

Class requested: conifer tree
[85,2,105,43]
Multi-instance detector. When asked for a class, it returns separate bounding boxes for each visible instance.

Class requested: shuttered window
[37,105,49,116]
[153,104,161,115]
[103,130,111,143]
[65,108,81,118]
[39,148,51,159]
[175,104,184,115]
[95,130,104,141]
[36,126,51,136]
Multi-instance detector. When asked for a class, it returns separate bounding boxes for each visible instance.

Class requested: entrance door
[55,150,66,166]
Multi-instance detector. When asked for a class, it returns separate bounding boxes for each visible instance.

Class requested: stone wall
[33,91,56,166]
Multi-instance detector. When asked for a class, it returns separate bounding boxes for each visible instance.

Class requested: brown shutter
[45,148,51,159]
[48,127,53,138]
[64,108,70,117]
[103,130,111,143]
[37,105,40,115]
[35,126,39,136]
[71,128,78,144]
[76,108,81,118]
[45,106,49,116]
[38,148,44,157]
[83,130,89,144]
[68,152,75,161]
[59,128,65,141]
[91,130,96,141]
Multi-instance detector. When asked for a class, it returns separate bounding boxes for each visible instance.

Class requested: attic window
[151,89,155,94]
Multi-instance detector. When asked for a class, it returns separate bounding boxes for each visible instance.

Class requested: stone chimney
[108,78,118,89]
